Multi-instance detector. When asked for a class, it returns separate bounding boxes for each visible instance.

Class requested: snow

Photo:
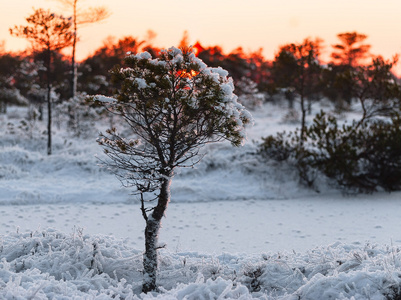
[134,51,152,60]
[2,229,401,299]
[134,78,148,89]
[1,101,401,299]
[211,67,229,78]
[93,95,117,103]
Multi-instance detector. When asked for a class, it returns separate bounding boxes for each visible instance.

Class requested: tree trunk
[70,31,77,99]
[47,83,52,155]
[46,49,52,156]
[142,217,160,293]
[288,98,294,110]
[142,176,172,293]
[0,101,6,114]
[38,104,43,121]
[71,0,78,99]
[71,46,77,99]
[300,94,306,145]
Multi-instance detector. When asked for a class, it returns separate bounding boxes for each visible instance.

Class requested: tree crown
[94,47,252,193]
[331,31,371,67]
[10,8,73,52]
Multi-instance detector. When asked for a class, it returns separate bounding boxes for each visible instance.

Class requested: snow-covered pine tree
[94,47,252,293]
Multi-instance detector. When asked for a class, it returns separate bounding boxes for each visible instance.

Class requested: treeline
[2,29,398,114]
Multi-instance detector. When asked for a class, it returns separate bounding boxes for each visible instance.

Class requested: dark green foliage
[362,116,401,191]
[261,110,401,193]
[259,132,293,162]
[269,39,323,141]
[321,64,355,107]
[301,112,364,191]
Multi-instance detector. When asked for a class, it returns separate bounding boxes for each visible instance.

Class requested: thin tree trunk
[71,0,78,99]
[300,94,307,146]
[142,176,172,293]
[71,41,77,98]
[0,102,6,114]
[47,49,52,156]
[37,104,43,121]
[47,85,51,155]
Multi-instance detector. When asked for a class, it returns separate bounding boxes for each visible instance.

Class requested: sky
[1,0,401,71]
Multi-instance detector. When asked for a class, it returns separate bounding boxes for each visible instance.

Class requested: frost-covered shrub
[281,108,299,124]
[0,88,28,113]
[242,264,265,292]
[303,112,401,192]
[260,110,401,193]
[0,229,142,296]
[5,117,41,140]
[386,285,401,300]
[259,132,293,162]
[55,92,105,137]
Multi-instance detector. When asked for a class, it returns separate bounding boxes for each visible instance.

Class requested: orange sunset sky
[1,0,401,72]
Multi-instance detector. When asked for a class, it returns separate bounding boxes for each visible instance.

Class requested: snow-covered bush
[260,110,401,193]
[55,92,105,138]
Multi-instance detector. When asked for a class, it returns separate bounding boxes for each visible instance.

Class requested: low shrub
[260,110,401,193]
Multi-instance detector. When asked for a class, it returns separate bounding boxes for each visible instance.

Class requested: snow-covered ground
[1,102,401,299]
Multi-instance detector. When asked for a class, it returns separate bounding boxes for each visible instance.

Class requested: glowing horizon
[2,0,401,72]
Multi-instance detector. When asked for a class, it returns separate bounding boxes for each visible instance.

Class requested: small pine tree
[331,31,371,68]
[94,47,252,292]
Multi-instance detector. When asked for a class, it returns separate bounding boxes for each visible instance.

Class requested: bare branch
[77,6,111,25]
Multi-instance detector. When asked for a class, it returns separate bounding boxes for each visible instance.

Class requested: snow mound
[1,229,401,299]
[0,146,40,180]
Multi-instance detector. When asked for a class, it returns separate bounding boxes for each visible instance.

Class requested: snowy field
[1,102,401,299]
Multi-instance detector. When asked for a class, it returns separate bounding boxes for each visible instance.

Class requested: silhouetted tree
[349,56,401,126]
[178,30,190,49]
[10,8,73,155]
[197,45,250,83]
[0,52,26,113]
[246,48,271,93]
[331,32,371,68]
[270,38,323,142]
[94,47,251,292]
[321,32,371,107]
[52,0,110,98]
[321,64,353,108]
[80,36,153,95]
